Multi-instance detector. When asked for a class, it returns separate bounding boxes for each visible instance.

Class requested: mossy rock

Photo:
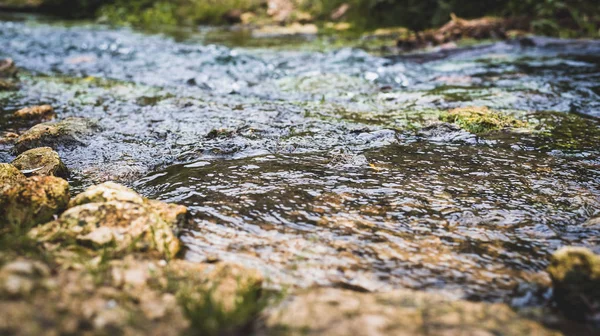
[0,163,26,194]
[11,147,69,178]
[547,247,600,322]
[439,106,528,134]
[0,58,17,78]
[13,105,55,121]
[0,78,19,91]
[1,175,70,228]
[14,117,97,154]
[30,182,187,258]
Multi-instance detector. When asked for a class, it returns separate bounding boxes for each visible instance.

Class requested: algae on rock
[13,105,55,121]
[30,182,187,258]
[547,247,600,322]
[0,174,70,228]
[440,106,528,134]
[11,147,69,178]
[14,117,97,154]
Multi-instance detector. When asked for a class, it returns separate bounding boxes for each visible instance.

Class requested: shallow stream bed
[1,14,600,313]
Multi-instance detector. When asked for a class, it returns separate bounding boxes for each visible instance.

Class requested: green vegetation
[2,0,599,37]
[440,106,528,133]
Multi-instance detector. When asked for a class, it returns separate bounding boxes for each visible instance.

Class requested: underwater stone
[547,247,600,322]
[1,175,70,227]
[11,147,69,178]
[13,105,55,121]
[14,117,97,154]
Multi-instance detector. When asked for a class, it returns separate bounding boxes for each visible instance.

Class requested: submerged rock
[14,117,97,154]
[13,105,55,121]
[547,247,600,322]
[11,147,69,178]
[30,182,187,258]
[440,106,528,134]
[259,288,559,336]
[1,175,70,227]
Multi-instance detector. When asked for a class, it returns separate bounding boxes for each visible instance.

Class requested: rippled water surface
[1,15,600,307]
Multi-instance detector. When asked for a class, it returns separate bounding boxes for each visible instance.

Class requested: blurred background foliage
[1,0,599,37]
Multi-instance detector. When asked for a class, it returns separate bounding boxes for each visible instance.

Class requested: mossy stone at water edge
[547,247,600,322]
[14,117,97,154]
[0,175,70,227]
[30,182,187,258]
[0,163,26,193]
[11,147,69,178]
[13,105,55,121]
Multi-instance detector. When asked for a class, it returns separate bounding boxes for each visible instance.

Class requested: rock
[14,117,97,154]
[0,78,19,91]
[30,182,187,258]
[267,0,294,23]
[68,182,188,226]
[0,58,17,78]
[0,259,50,297]
[547,247,600,322]
[253,23,318,38]
[11,147,69,178]
[13,105,55,121]
[258,288,559,336]
[68,182,145,207]
[0,163,26,193]
[417,122,476,142]
[1,175,70,227]
[0,256,263,336]
[439,106,528,134]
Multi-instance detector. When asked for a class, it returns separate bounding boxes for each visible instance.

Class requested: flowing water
[1,14,600,308]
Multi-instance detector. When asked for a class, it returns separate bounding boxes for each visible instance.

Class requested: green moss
[440,106,528,134]
[547,247,600,322]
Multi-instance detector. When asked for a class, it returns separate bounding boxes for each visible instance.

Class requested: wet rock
[11,147,69,178]
[1,175,70,227]
[417,122,476,142]
[0,78,19,91]
[0,58,17,78]
[258,288,559,336]
[14,117,97,154]
[30,182,186,258]
[68,182,145,207]
[547,247,600,322]
[439,106,528,134]
[13,105,55,121]
[0,163,26,193]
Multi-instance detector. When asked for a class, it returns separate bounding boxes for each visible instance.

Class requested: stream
[1,14,600,309]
